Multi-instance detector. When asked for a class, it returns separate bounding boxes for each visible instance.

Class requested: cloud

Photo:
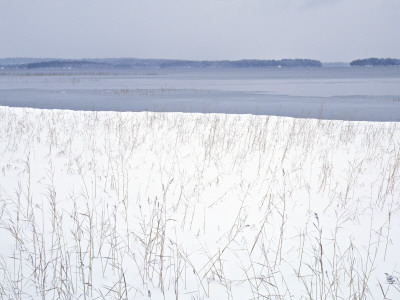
[0,0,399,61]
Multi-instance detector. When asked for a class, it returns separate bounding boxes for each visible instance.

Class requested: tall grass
[0,106,399,299]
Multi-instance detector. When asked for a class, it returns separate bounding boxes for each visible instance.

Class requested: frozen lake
[1,67,400,121]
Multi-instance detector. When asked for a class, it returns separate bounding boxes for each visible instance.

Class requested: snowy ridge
[0,106,399,299]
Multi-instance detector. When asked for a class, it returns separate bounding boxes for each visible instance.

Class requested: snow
[0,106,399,299]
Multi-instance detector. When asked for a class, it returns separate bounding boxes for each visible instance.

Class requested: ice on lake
[1,67,399,121]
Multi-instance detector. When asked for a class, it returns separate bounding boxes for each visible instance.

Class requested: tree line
[0,58,322,70]
[350,58,400,66]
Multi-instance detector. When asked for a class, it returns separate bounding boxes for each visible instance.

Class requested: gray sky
[1,0,399,62]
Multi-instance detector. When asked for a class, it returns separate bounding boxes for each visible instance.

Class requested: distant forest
[157,59,322,68]
[0,58,322,70]
[3,58,400,70]
[350,58,400,66]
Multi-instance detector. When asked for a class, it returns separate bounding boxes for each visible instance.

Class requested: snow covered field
[0,106,399,299]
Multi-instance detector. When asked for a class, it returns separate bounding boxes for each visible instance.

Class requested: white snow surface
[0,106,399,299]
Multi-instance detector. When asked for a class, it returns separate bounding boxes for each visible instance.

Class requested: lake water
[1,67,399,121]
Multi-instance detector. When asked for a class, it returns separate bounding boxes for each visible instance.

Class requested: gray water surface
[1,67,399,121]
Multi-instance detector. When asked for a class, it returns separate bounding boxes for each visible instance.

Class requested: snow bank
[0,106,399,299]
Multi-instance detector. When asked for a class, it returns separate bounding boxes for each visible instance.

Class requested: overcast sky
[1,0,399,62]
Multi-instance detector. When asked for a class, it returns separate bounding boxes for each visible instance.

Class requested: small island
[350,58,400,66]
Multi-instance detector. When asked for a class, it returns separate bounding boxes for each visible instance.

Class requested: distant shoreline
[0,58,323,70]
[1,57,399,71]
